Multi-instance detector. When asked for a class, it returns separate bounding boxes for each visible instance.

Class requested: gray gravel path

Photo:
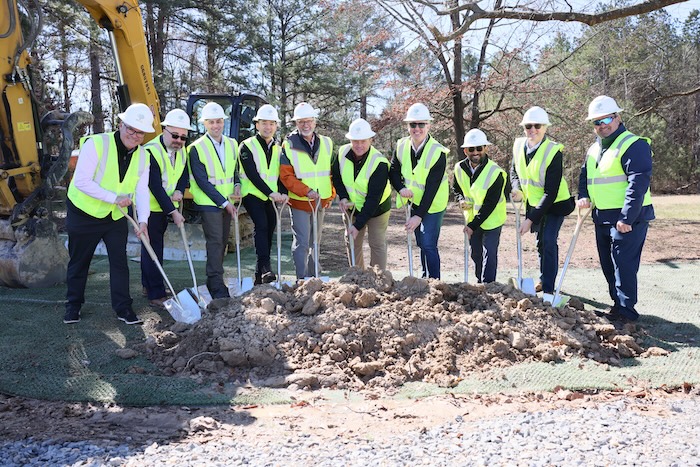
[2,397,699,466]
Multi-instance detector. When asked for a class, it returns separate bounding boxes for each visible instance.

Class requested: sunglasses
[466,146,484,152]
[165,128,188,141]
[524,124,543,130]
[409,122,427,128]
[593,115,615,126]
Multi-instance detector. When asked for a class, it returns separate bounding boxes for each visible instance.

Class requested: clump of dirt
[142,267,644,390]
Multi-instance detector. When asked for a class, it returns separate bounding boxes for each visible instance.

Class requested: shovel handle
[342,205,356,267]
[553,205,593,298]
[510,199,524,283]
[118,206,181,306]
[403,200,414,277]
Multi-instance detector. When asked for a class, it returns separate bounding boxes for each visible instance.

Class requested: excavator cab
[186,93,267,142]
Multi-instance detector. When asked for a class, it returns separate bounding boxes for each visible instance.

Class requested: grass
[651,194,700,221]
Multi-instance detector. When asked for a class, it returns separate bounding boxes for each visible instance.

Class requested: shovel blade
[164,293,201,324]
[542,293,570,308]
[303,275,330,283]
[519,278,537,296]
[228,277,255,296]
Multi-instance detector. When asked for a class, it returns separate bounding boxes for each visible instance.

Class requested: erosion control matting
[0,251,698,406]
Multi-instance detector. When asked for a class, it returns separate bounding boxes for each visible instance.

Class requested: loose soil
[1,195,698,446]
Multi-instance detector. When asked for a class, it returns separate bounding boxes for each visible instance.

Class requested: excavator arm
[0,0,160,287]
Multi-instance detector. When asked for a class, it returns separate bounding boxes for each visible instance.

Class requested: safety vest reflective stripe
[453,160,506,229]
[143,139,187,212]
[68,132,147,220]
[240,136,280,200]
[188,134,238,207]
[396,137,449,213]
[198,138,237,184]
[512,137,570,205]
[515,140,558,189]
[338,144,390,211]
[284,135,333,200]
[473,164,505,212]
[585,131,652,209]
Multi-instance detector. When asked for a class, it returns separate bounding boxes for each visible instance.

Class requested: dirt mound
[142,268,644,391]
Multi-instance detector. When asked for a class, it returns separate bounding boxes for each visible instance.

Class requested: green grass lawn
[650,194,699,220]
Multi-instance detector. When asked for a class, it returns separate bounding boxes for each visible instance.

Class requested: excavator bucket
[0,218,68,288]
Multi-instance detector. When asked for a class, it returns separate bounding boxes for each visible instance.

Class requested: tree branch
[635,86,700,115]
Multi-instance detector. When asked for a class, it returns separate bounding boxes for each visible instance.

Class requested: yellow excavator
[0,0,162,287]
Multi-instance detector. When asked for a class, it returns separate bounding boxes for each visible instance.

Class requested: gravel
[2,397,698,466]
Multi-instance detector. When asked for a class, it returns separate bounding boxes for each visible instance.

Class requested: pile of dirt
[141,268,645,391]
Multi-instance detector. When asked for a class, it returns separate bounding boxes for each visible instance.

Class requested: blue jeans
[535,214,565,293]
[414,209,445,279]
[595,221,649,319]
[470,226,502,283]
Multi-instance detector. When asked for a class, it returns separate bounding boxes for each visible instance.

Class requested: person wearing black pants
[239,104,288,284]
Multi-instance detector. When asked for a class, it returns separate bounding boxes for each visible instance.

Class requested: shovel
[272,199,294,289]
[230,198,254,295]
[119,206,200,324]
[461,206,470,284]
[543,205,593,307]
[510,199,537,295]
[341,204,357,267]
[178,220,208,310]
[304,198,329,282]
[403,200,414,278]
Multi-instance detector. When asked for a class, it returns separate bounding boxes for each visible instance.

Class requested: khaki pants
[346,210,390,270]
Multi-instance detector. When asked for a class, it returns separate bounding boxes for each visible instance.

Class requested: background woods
[29,0,700,192]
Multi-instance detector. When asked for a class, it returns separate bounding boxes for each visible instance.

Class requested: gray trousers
[346,210,390,270]
[201,209,232,297]
[290,206,325,279]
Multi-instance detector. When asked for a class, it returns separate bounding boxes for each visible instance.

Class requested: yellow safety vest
[395,136,449,213]
[240,136,280,201]
[512,137,570,206]
[283,135,333,201]
[337,144,390,212]
[143,138,187,212]
[67,132,148,220]
[454,159,506,230]
[585,131,653,210]
[188,134,239,207]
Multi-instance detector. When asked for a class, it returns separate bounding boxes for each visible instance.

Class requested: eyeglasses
[409,122,427,128]
[593,115,615,126]
[466,146,484,153]
[524,124,543,130]
[123,123,145,137]
[165,128,188,141]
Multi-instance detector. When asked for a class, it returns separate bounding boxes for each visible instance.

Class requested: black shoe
[254,273,263,286]
[63,308,81,324]
[116,309,143,325]
[261,271,276,284]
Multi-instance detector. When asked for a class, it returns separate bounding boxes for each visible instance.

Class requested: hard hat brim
[346,130,376,140]
[254,117,281,123]
[585,108,623,120]
[118,112,155,133]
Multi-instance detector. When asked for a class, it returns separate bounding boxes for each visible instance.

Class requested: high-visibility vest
[585,131,653,210]
[188,134,239,207]
[337,144,390,212]
[282,135,333,200]
[395,136,449,213]
[67,132,148,220]
[454,158,506,230]
[143,138,187,212]
[512,137,570,206]
[239,136,280,201]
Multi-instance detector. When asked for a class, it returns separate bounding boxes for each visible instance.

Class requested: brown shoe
[149,297,168,309]
[535,282,543,293]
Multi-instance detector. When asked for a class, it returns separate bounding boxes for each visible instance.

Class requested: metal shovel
[403,200,414,278]
[119,206,200,324]
[341,204,356,267]
[543,205,593,307]
[272,199,294,289]
[462,210,470,284]
[230,198,254,295]
[304,198,329,282]
[510,200,537,295]
[178,222,208,310]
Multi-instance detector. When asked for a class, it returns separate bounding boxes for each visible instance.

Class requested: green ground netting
[0,237,698,406]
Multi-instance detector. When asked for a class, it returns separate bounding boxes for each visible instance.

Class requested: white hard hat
[520,106,551,126]
[403,103,433,122]
[253,104,281,123]
[345,118,376,140]
[586,95,623,120]
[292,102,319,121]
[118,103,155,133]
[161,109,191,130]
[199,102,228,122]
[461,129,491,148]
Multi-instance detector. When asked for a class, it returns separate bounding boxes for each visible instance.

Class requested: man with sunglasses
[64,103,154,325]
[140,109,190,308]
[453,129,506,283]
[577,95,654,324]
[390,103,449,279]
[510,106,575,296]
